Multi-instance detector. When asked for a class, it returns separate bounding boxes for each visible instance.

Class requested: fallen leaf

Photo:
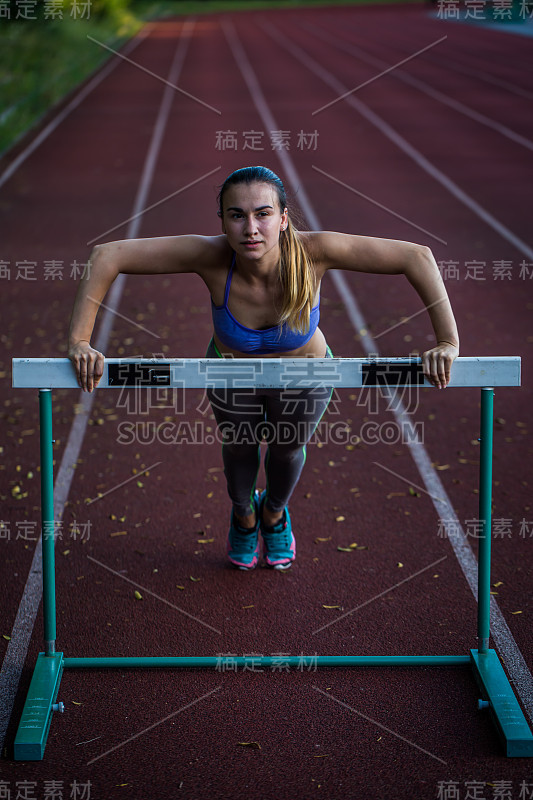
[237,741,261,749]
[62,550,70,556]
[313,754,329,758]
[71,701,83,706]
[397,562,404,568]
[242,605,254,609]
[176,585,185,590]
[435,464,450,471]
[136,481,143,488]
[349,542,358,549]
[322,604,341,609]
[335,516,345,522]
[134,590,143,600]
[408,487,420,497]
[110,531,128,537]
[197,538,214,544]
[337,547,353,552]
[511,611,523,615]
[190,576,201,582]
[2,635,10,641]
[493,581,503,587]
[387,492,405,499]
[314,537,331,543]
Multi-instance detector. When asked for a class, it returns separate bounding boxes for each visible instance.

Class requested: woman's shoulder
[195,234,232,271]
[296,230,332,277]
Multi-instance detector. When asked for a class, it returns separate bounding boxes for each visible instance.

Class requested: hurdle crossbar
[10,356,533,760]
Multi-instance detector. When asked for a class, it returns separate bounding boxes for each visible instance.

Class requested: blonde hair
[278,216,317,335]
[218,166,317,336]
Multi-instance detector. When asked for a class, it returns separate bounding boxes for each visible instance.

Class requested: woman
[68,165,459,571]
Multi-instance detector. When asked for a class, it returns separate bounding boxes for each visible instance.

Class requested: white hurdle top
[12,356,520,389]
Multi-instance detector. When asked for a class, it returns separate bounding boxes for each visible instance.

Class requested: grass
[0,13,142,156]
[137,0,422,13]
[0,0,422,158]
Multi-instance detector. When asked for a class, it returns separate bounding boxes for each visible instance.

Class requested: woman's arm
[68,235,224,392]
[306,231,459,388]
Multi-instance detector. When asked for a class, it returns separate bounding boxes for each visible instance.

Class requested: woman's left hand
[421,342,459,389]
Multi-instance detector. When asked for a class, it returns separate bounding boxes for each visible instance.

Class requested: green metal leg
[477,387,493,653]
[473,388,533,755]
[40,389,56,655]
[13,390,61,761]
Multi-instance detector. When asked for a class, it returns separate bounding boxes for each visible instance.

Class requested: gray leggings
[205,337,334,517]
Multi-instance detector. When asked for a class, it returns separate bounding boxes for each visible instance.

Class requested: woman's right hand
[68,340,105,392]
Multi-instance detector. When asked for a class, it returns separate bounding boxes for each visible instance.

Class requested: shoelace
[231,529,258,550]
[262,530,290,548]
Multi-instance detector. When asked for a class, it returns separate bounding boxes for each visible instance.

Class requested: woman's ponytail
[278,217,316,335]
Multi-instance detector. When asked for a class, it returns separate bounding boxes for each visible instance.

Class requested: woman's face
[220,181,288,262]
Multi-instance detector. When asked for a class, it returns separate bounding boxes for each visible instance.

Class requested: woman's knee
[223,441,260,460]
[266,442,305,464]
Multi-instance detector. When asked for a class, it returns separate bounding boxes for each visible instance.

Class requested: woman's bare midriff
[212,327,328,359]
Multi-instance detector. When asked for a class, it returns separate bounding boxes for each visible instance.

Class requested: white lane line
[312,34,448,115]
[87,33,221,115]
[0,20,195,752]
[424,53,533,103]
[223,17,533,723]
[262,21,533,263]
[306,22,533,153]
[0,28,149,191]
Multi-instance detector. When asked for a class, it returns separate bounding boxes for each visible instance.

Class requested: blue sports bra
[211,254,320,355]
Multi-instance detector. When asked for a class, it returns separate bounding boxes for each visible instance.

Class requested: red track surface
[1,4,532,798]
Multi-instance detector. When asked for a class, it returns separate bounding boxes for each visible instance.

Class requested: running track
[1,4,532,799]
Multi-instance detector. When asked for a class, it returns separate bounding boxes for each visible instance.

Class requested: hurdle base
[13,652,64,761]
[470,648,533,757]
[12,651,533,760]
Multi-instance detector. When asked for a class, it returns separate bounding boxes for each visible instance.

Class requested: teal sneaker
[226,491,260,570]
[258,490,296,570]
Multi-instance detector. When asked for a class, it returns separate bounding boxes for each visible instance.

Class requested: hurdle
[10,354,533,760]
